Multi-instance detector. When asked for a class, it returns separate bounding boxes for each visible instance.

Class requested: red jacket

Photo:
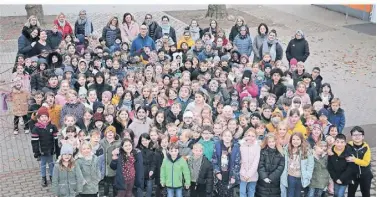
[235,82,258,100]
[53,19,73,38]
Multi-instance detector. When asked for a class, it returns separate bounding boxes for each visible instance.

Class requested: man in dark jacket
[286,30,310,62]
[46,25,63,50]
[142,14,160,39]
[153,16,177,43]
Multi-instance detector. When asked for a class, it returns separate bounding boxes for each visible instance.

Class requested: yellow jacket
[177,37,194,49]
[287,120,308,139]
[112,95,121,106]
[348,141,371,167]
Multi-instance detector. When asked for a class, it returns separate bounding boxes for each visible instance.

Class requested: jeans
[287,175,302,197]
[167,187,183,197]
[145,179,154,197]
[308,187,324,197]
[40,155,54,177]
[333,183,347,197]
[240,181,257,197]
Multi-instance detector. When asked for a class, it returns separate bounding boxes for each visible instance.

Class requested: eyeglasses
[352,134,363,137]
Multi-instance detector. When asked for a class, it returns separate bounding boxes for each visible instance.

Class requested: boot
[49,176,52,184]
[41,176,47,187]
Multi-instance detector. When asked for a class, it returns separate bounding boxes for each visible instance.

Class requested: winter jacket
[235,82,259,100]
[212,140,241,183]
[267,81,287,100]
[17,34,34,57]
[207,87,231,105]
[252,35,267,60]
[88,83,112,101]
[292,70,307,87]
[256,147,285,197]
[175,97,193,112]
[30,72,47,92]
[60,102,86,126]
[42,85,59,95]
[128,118,153,144]
[153,148,165,185]
[199,139,215,161]
[240,141,261,182]
[280,146,314,188]
[188,155,214,193]
[160,154,191,188]
[110,149,144,190]
[197,50,215,62]
[258,41,283,61]
[142,21,159,39]
[130,34,156,56]
[46,30,63,50]
[348,141,373,179]
[233,34,253,56]
[154,26,177,43]
[101,26,121,47]
[165,110,183,124]
[74,20,94,37]
[327,145,357,185]
[309,155,330,189]
[312,75,323,93]
[327,108,346,133]
[31,122,59,156]
[120,21,140,43]
[76,154,104,194]
[306,84,318,104]
[10,91,29,116]
[286,38,310,62]
[139,146,156,180]
[287,120,308,139]
[54,19,73,38]
[100,138,121,177]
[229,25,250,42]
[52,164,84,197]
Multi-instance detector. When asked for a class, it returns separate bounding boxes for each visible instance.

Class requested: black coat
[153,26,177,43]
[30,72,47,92]
[190,156,214,194]
[153,148,164,185]
[256,147,285,197]
[88,83,112,101]
[327,145,357,185]
[267,81,286,100]
[165,110,183,124]
[143,21,160,39]
[258,42,284,61]
[286,38,310,62]
[46,30,63,50]
[139,146,156,180]
[31,123,59,156]
[306,84,318,104]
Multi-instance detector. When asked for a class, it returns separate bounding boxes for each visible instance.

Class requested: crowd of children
[3,11,372,197]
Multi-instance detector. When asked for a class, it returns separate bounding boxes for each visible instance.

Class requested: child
[308,141,330,197]
[27,91,44,133]
[256,133,284,197]
[76,141,104,196]
[10,78,30,134]
[60,89,86,126]
[327,98,345,134]
[280,132,314,197]
[188,143,214,197]
[239,128,261,197]
[44,91,62,129]
[93,112,106,136]
[59,114,81,141]
[347,126,373,197]
[199,125,215,161]
[166,123,179,143]
[180,110,194,130]
[154,135,170,197]
[160,143,191,197]
[178,130,193,159]
[100,125,121,197]
[52,144,84,196]
[129,106,153,145]
[276,121,291,148]
[327,134,356,197]
[136,133,156,197]
[90,130,104,156]
[165,102,183,125]
[255,123,268,144]
[213,123,223,141]
[318,108,332,136]
[110,138,144,197]
[31,106,59,187]
[212,130,241,197]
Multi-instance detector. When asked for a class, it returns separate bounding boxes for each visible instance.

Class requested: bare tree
[205,4,228,20]
[25,4,44,24]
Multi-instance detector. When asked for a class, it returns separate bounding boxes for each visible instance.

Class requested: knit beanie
[290,58,298,66]
[312,121,323,131]
[37,107,49,118]
[60,144,74,155]
[104,125,116,135]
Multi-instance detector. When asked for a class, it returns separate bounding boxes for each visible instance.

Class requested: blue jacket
[130,34,156,56]
[212,140,241,183]
[327,108,345,133]
[233,34,253,56]
[110,149,144,190]
[18,34,33,56]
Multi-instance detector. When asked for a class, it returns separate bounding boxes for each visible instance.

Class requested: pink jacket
[235,82,258,100]
[55,92,67,106]
[240,141,261,182]
[295,92,311,105]
[120,21,140,43]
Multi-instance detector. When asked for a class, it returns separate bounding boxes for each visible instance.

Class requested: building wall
[316,4,374,21]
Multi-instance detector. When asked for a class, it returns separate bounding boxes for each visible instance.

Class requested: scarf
[35,121,48,129]
[77,17,92,36]
[188,155,203,182]
[58,20,66,28]
[262,39,277,61]
[161,24,170,35]
[190,26,200,41]
[109,25,116,30]
[295,89,306,96]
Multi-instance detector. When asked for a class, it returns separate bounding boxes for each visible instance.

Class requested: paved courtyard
[0,5,375,196]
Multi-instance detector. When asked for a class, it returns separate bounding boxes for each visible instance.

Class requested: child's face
[297,64,304,72]
[227,121,237,131]
[335,139,346,150]
[169,148,179,158]
[262,109,272,119]
[331,102,340,112]
[34,94,44,104]
[239,117,248,127]
[81,145,91,156]
[68,93,78,104]
[256,126,265,136]
[326,136,335,145]
[168,127,177,137]
[319,115,327,122]
[169,90,177,99]
[192,131,201,139]
[161,138,169,149]
[110,76,118,85]
[179,133,189,143]
[249,102,257,111]
[62,154,72,162]
[122,141,133,153]
[251,117,260,125]
[314,146,324,155]
[95,121,104,128]
[244,132,256,144]
[65,117,75,126]
[137,109,147,119]
[351,131,364,144]
[105,115,113,123]
[213,125,222,136]
[192,147,203,158]
[303,109,311,117]
[16,66,24,74]
[171,104,180,114]
[106,131,115,140]
[66,131,74,138]
[202,130,213,141]
[102,94,110,103]
[91,134,100,143]
[266,97,276,106]
[183,116,193,125]
[150,131,158,142]
[222,132,232,143]
[267,138,276,149]
[39,115,49,124]
[291,135,302,147]
[263,55,271,62]
[156,113,164,124]
[141,137,150,147]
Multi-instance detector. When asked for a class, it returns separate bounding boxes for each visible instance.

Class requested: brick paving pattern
[0,6,375,197]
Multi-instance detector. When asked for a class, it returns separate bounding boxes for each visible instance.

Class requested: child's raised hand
[112,148,120,156]
[149,171,154,177]
[230,178,235,184]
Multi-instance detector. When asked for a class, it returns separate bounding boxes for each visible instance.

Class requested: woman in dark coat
[259,29,283,62]
[285,30,310,62]
[102,16,121,48]
[88,72,112,101]
[153,15,177,43]
[256,133,285,197]
[228,16,249,43]
[18,27,40,57]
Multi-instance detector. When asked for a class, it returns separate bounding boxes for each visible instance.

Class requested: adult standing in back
[102,16,121,48]
[130,25,156,56]
[120,13,140,44]
[53,12,73,38]
[142,14,160,39]
[229,16,250,43]
[286,30,310,63]
[233,25,253,57]
[259,29,283,62]
[153,16,177,43]
[74,10,94,38]
[252,23,269,62]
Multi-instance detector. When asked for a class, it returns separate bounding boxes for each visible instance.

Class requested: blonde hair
[261,133,283,155]
[192,143,203,150]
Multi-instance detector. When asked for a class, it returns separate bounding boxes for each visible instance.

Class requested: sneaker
[13,130,19,135]
[24,129,30,134]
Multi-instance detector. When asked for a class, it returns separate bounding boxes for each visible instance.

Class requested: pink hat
[290,58,298,66]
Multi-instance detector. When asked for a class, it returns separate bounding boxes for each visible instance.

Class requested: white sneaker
[13,130,19,135]
[24,129,30,134]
